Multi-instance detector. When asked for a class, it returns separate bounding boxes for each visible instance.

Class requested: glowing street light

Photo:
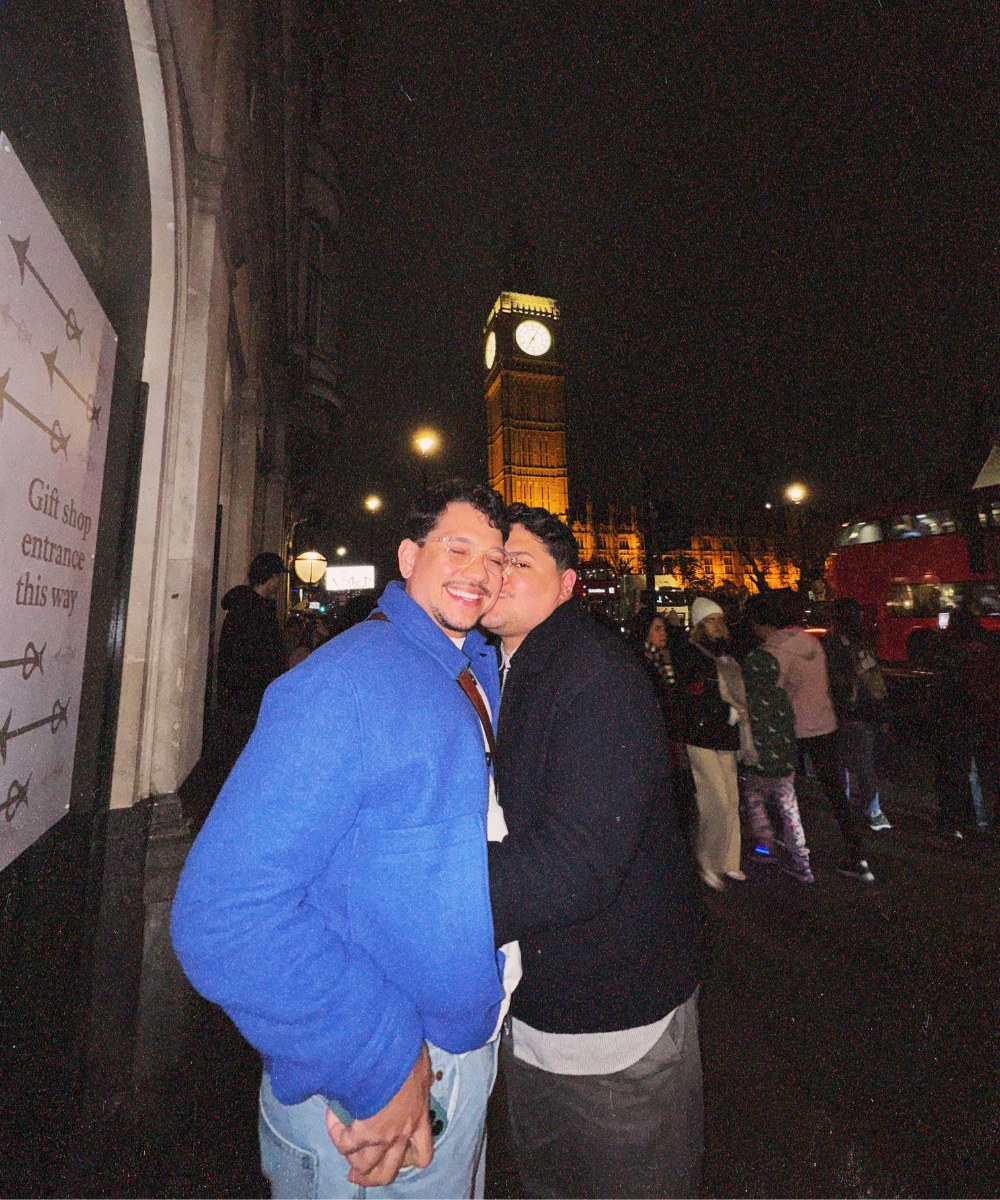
[336,546,347,557]
[293,550,327,585]
[782,484,809,592]
[364,495,383,512]
[414,430,439,489]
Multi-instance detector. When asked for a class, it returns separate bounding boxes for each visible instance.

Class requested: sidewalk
[79,745,999,1197]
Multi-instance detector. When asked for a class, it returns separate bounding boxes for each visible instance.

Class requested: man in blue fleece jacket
[171,481,511,1198]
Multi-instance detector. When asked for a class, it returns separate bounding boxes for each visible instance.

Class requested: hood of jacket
[763,625,837,738]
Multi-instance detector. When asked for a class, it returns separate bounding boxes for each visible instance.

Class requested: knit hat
[690,597,724,629]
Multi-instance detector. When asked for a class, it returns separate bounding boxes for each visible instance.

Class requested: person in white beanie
[676,598,758,890]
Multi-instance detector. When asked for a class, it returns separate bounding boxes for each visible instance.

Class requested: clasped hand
[325,1042,435,1186]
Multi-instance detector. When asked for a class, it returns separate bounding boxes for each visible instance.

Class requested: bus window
[968,582,1000,616]
[886,582,941,617]
[835,520,883,547]
[914,510,956,535]
[886,510,955,539]
[886,515,920,540]
[938,582,964,612]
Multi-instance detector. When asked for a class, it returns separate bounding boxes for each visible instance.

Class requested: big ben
[483,288,569,518]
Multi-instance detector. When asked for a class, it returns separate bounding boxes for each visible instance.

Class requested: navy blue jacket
[171,581,504,1119]
[490,599,707,1033]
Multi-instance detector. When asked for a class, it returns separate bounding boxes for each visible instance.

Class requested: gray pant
[501,989,703,1199]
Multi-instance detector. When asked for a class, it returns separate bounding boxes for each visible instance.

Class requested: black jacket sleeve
[675,640,738,750]
[488,656,663,948]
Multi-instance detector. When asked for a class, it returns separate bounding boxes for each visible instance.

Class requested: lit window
[836,521,883,547]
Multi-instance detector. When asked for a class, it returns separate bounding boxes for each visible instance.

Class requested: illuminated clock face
[484,330,496,370]
[514,319,552,357]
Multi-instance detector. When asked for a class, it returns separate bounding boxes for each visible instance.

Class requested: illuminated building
[484,289,569,515]
[654,534,799,593]
[571,500,645,576]
[483,217,643,571]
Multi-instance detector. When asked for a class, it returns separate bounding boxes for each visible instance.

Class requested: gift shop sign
[0,133,117,870]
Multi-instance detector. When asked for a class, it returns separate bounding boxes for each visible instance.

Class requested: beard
[431,604,479,634]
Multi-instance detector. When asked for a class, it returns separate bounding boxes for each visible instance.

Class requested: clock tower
[482,218,644,576]
[483,279,569,517]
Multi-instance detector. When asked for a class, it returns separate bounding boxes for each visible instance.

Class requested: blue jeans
[259,1040,497,1200]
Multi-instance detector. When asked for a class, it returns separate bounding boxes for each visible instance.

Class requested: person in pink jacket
[750,590,874,883]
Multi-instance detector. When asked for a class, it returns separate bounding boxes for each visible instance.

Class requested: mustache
[445,580,492,598]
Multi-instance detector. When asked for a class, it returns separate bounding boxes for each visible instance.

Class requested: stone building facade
[571,500,645,575]
[0,0,347,1184]
[655,533,799,593]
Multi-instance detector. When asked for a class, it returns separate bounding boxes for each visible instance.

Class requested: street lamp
[782,485,809,590]
[364,495,382,513]
[414,430,439,490]
[293,550,328,585]
[336,546,347,558]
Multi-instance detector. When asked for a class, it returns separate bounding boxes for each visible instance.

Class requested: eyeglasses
[427,537,511,577]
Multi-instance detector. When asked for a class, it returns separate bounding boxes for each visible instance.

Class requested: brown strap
[456,668,498,761]
[368,610,497,761]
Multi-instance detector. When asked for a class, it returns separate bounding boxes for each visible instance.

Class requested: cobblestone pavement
[92,741,999,1198]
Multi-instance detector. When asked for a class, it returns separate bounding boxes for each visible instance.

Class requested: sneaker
[838,859,875,883]
[779,858,815,883]
[725,869,747,882]
[936,825,965,840]
[868,811,892,831]
[699,868,725,891]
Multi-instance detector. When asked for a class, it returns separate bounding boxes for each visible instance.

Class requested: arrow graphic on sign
[0,699,69,765]
[0,370,70,456]
[41,348,100,426]
[1,777,31,823]
[39,760,65,788]
[9,235,84,347]
[0,642,45,681]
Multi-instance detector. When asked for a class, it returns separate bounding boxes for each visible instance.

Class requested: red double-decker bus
[825,485,1000,662]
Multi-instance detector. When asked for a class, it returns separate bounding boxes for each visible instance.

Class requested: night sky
[334,1,998,573]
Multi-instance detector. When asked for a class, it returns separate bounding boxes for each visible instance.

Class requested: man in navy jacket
[482,504,708,1199]
[171,481,511,1198]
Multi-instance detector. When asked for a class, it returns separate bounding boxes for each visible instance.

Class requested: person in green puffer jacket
[740,641,814,883]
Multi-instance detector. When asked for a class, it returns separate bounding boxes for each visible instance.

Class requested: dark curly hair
[405,479,509,544]
[506,503,580,573]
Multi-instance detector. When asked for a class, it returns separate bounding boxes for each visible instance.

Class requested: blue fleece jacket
[170,581,504,1119]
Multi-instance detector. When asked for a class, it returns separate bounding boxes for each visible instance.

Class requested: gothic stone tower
[484,290,569,517]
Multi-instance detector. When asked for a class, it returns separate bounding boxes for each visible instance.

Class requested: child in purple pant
[741,647,814,882]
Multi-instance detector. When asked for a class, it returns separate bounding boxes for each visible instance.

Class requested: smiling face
[398,501,506,635]
[479,523,577,653]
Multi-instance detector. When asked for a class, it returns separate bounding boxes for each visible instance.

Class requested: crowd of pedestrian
[634,580,996,896]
